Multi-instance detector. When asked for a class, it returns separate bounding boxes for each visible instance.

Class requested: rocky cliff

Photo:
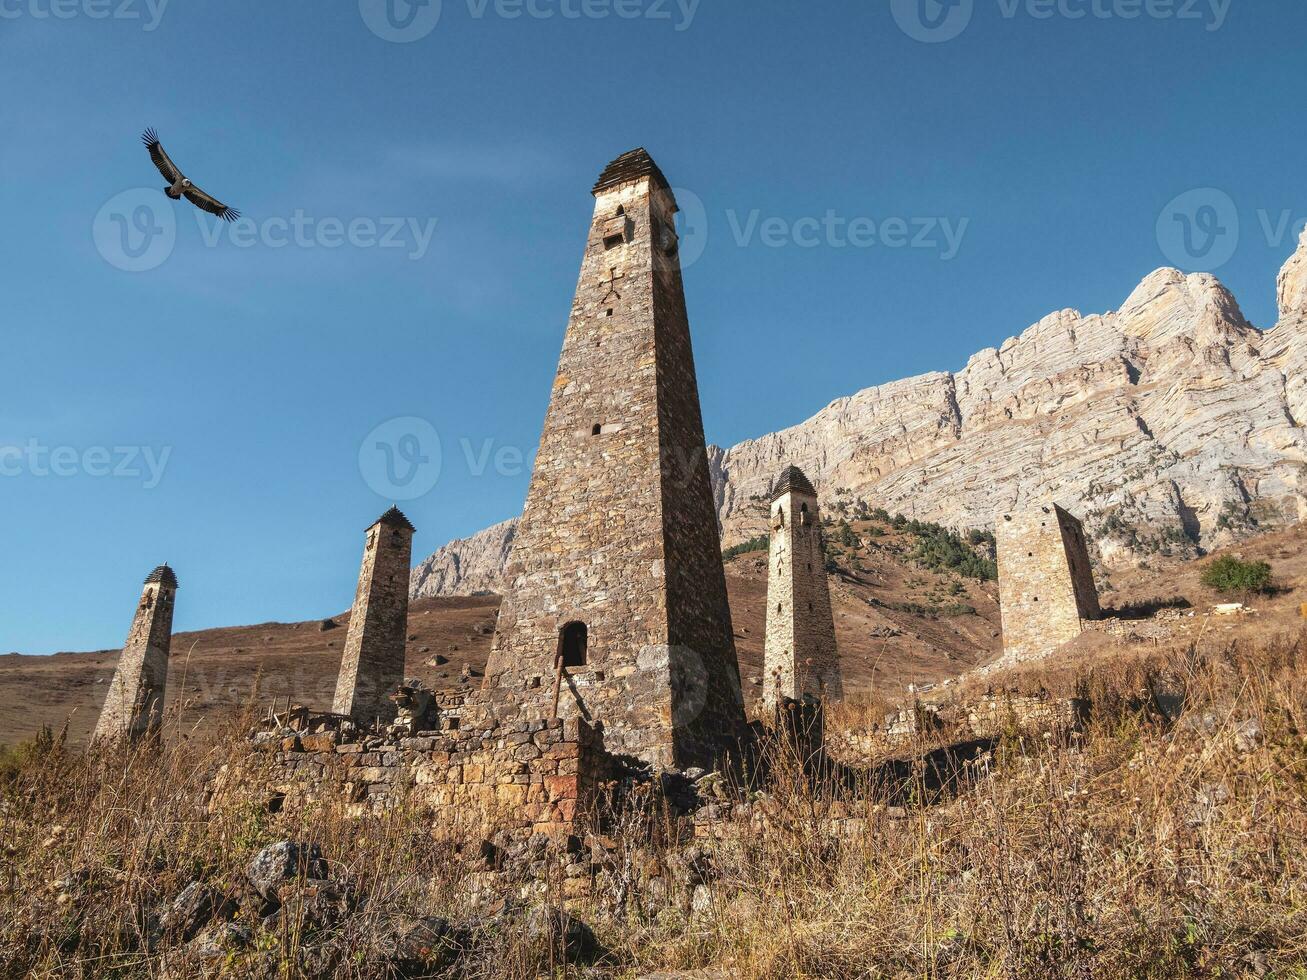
[410,519,516,600]
[412,237,1307,598]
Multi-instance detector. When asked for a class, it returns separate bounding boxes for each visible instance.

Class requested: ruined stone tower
[92,564,178,744]
[763,466,841,708]
[483,148,746,770]
[996,503,1100,662]
[332,507,415,724]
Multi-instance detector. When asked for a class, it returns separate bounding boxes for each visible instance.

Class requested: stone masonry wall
[483,151,745,771]
[996,504,1100,663]
[93,573,176,744]
[333,511,414,725]
[261,716,610,839]
[826,692,1084,759]
[763,482,840,707]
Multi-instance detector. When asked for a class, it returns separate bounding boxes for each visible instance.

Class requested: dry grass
[3,634,1307,978]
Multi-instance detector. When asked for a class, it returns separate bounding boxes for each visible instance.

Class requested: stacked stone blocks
[264,716,609,838]
[92,564,178,744]
[484,149,745,770]
[332,507,415,725]
[996,503,1100,662]
[763,466,841,708]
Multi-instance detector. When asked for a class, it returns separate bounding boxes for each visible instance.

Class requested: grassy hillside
[2,628,1305,977]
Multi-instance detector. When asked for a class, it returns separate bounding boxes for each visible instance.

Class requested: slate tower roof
[373,506,415,532]
[593,148,672,197]
[144,564,178,589]
[770,465,816,501]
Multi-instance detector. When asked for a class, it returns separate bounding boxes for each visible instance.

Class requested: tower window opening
[559,621,588,668]
[591,424,602,436]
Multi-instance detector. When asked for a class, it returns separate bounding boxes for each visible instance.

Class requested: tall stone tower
[996,503,1101,662]
[332,507,415,725]
[483,148,745,770]
[92,564,178,745]
[763,466,841,708]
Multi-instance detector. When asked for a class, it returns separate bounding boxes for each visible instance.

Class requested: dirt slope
[6,520,1302,748]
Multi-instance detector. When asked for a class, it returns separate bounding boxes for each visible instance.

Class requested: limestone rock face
[711,263,1305,556]
[410,519,517,599]
[414,245,1307,596]
[1279,227,1307,319]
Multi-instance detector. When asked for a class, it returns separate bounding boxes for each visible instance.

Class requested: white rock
[1278,226,1307,318]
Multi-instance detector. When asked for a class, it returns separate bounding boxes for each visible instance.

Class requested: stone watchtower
[92,564,178,744]
[763,466,841,708]
[996,503,1101,662]
[483,149,746,770]
[332,507,415,725]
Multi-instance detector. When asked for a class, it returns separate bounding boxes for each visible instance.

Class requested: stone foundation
[259,715,612,839]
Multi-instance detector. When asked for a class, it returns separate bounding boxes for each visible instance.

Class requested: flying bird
[141,127,241,222]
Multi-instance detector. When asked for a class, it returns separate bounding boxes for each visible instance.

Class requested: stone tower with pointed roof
[996,503,1100,663]
[92,564,178,744]
[763,467,841,708]
[332,507,415,724]
[482,149,745,770]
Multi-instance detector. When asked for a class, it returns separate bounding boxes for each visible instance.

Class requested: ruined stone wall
[963,692,1084,738]
[763,487,840,706]
[825,693,1084,760]
[333,514,414,725]
[483,152,744,770]
[262,717,610,839]
[93,576,175,743]
[996,504,1099,662]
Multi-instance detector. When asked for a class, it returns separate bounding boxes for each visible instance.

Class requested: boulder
[376,915,463,974]
[521,905,601,964]
[246,841,327,899]
[158,881,235,941]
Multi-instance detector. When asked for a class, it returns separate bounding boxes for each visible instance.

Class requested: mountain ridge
[412,231,1307,600]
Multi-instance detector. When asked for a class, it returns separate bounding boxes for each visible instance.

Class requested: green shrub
[1200,556,1273,594]
[722,534,769,561]
[903,520,998,581]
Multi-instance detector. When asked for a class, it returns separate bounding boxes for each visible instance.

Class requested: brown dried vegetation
[2,632,1307,978]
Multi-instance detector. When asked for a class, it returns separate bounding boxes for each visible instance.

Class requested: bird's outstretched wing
[141,127,182,183]
[182,184,240,222]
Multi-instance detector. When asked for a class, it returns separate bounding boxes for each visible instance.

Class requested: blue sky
[3,0,1304,653]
